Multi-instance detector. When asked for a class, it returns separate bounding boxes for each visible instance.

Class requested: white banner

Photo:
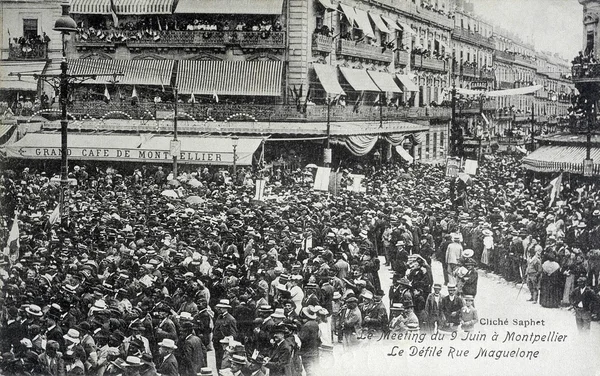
[313,167,331,191]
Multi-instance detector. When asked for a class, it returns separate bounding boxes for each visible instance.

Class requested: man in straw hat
[156,338,179,376]
[569,276,600,332]
[299,306,320,376]
[178,320,205,376]
[213,299,237,369]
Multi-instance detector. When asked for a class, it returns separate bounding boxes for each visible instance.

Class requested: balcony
[62,101,451,125]
[8,42,48,60]
[514,55,537,69]
[395,50,410,66]
[451,28,494,49]
[480,69,495,80]
[412,54,448,72]
[461,65,477,78]
[74,30,286,52]
[494,50,515,63]
[498,81,514,90]
[336,39,393,64]
[572,63,600,83]
[373,0,453,29]
[312,33,333,54]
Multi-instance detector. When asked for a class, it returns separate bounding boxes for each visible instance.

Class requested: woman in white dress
[480,229,494,267]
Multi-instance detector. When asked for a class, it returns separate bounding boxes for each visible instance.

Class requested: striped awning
[522,145,600,175]
[368,12,390,34]
[381,15,401,31]
[52,59,175,86]
[70,0,111,14]
[397,21,416,35]
[317,0,336,10]
[395,74,419,92]
[339,4,357,27]
[367,71,402,93]
[313,64,345,96]
[353,8,375,38]
[174,0,284,14]
[340,67,380,92]
[177,60,283,96]
[70,0,174,14]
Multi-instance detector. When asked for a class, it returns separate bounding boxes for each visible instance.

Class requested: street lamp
[53,2,77,228]
[232,136,239,184]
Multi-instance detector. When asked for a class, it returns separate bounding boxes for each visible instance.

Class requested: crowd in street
[0,151,599,376]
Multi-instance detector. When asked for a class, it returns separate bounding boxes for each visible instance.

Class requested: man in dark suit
[213,299,237,369]
[569,276,600,332]
[0,306,25,353]
[264,325,292,376]
[156,339,179,376]
[177,321,205,376]
[440,284,464,330]
[37,340,65,376]
[424,283,444,333]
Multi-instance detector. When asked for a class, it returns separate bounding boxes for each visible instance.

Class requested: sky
[472,0,583,61]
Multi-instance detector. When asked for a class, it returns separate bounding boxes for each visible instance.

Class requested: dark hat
[345,297,358,304]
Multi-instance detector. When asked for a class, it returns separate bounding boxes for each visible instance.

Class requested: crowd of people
[0,150,599,375]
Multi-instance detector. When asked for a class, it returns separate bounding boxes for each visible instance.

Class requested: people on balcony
[314,25,332,37]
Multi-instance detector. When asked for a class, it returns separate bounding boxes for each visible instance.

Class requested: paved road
[320,257,600,376]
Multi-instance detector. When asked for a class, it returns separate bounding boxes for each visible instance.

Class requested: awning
[396,74,419,92]
[340,67,380,92]
[114,0,175,14]
[317,0,336,11]
[395,146,414,163]
[368,12,390,34]
[353,8,375,38]
[522,145,600,175]
[486,85,543,97]
[47,59,174,86]
[0,61,46,91]
[313,64,345,96]
[0,124,15,142]
[174,0,284,14]
[177,60,283,96]
[3,133,263,165]
[339,3,357,26]
[397,21,416,35]
[381,15,401,31]
[70,0,111,14]
[455,87,483,96]
[367,71,402,93]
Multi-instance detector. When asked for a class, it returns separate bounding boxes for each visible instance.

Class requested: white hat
[63,329,81,344]
[271,308,286,319]
[25,304,43,317]
[215,299,232,309]
[158,338,178,349]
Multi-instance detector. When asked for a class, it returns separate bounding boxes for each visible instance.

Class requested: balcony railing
[62,101,451,124]
[74,30,286,51]
[451,28,494,49]
[461,65,477,77]
[480,69,495,80]
[312,33,333,54]
[412,54,448,72]
[396,50,410,66]
[514,54,536,68]
[336,39,393,63]
[8,42,48,60]
[572,63,600,82]
[498,81,514,90]
[494,50,515,63]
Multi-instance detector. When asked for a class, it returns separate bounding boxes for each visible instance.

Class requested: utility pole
[450,85,456,157]
[172,86,179,178]
[530,102,535,152]
[325,96,332,167]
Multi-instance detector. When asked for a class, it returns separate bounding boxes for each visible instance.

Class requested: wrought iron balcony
[513,54,537,69]
[312,33,333,54]
[494,50,515,63]
[74,30,286,51]
[480,69,495,80]
[572,63,600,82]
[8,42,48,60]
[451,28,494,49]
[461,65,477,78]
[412,54,448,72]
[62,100,451,126]
[395,50,410,66]
[336,39,393,63]
[498,81,514,90]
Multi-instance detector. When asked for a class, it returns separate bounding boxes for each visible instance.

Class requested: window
[440,131,444,149]
[433,133,437,158]
[23,19,38,39]
[425,133,430,158]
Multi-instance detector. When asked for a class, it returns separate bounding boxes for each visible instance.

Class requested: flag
[104,85,111,102]
[157,16,162,31]
[313,167,331,191]
[6,214,20,264]
[131,85,138,99]
[7,28,10,37]
[189,93,196,104]
[254,179,266,201]
[374,93,381,107]
[48,204,60,226]
[109,0,119,27]
[548,173,562,207]
[213,91,219,103]
[353,92,364,112]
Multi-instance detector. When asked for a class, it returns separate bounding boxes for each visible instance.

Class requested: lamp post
[53,2,77,229]
[325,96,332,167]
[530,102,535,152]
[232,135,239,184]
[172,86,179,178]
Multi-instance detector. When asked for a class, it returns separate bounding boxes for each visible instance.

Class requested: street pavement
[319,257,600,376]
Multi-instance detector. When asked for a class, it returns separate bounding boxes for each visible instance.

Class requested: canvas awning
[395,146,414,163]
[176,60,283,96]
[70,0,175,14]
[368,12,390,34]
[317,0,336,10]
[70,0,111,14]
[174,0,284,14]
[313,64,345,96]
[353,8,375,38]
[367,71,402,93]
[397,21,416,35]
[395,74,419,92]
[522,145,600,175]
[381,15,401,31]
[45,59,174,86]
[339,67,380,92]
[339,3,357,26]
[0,61,46,91]
[3,133,263,165]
